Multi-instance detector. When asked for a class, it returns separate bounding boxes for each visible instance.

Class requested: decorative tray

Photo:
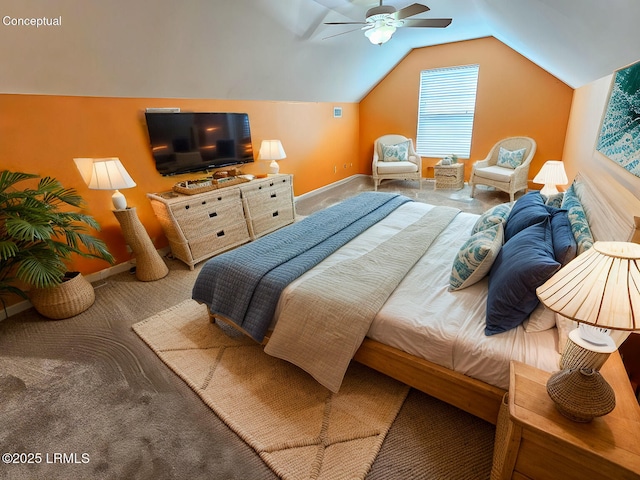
[172,176,249,195]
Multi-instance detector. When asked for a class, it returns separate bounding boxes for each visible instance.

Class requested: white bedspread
[276,201,560,390]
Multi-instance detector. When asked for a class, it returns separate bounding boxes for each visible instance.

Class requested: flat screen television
[144,112,254,176]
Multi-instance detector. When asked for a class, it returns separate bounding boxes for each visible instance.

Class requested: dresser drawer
[189,220,250,261]
[247,203,295,238]
[240,175,292,196]
[169,188,241,218]
[242,184,292,217]
[171,197,245,240]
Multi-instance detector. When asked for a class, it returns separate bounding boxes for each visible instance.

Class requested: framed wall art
[596,60,640,177]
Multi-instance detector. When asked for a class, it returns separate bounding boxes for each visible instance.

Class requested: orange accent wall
[359,37,574,183]
[0,95,359,278]
[0,36,575,298]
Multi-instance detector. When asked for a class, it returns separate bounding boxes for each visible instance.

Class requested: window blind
[416,64,479,158]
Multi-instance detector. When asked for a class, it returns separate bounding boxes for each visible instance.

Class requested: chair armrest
[473,159,490,170]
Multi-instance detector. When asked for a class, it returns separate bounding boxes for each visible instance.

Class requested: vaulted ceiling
[1,0,640,102]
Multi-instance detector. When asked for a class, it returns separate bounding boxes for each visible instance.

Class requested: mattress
[276,201,561,390]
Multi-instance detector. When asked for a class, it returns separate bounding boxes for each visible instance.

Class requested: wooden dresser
[148,174,295,269]
[491,352,640,479]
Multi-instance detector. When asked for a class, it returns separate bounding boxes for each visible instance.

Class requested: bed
[192,172,639,424]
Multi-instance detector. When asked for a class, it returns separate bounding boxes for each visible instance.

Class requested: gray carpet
[0,177,507,480]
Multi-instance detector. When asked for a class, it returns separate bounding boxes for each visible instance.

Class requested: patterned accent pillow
[471,203,512,235]
[449,223,503,291]
[381,141,410,162]
[544,192,564,208]
[496,147,526,169]
[561,183,594,254]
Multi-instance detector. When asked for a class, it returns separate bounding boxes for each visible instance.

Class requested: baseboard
[294,174,370,202]
[0,246,171,321]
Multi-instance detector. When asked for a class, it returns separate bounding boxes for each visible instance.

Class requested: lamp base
[112,190,128,210]
[539,184,559,196]
[547,367,616,422]
[269,160,280,175]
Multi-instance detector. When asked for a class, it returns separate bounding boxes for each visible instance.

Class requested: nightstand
[434,161,464,190]
[491,353,640,479]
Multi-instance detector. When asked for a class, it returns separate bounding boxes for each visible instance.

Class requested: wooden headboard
[574,171,640,243]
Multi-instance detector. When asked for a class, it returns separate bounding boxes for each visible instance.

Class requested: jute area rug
[133,299,409,480]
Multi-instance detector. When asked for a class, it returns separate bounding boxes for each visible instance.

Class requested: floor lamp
[74,158,168,282]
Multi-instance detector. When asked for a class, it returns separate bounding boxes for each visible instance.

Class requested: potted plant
[0,170,114,319]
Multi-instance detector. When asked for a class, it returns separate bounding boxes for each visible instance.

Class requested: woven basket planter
[29,272,95,320]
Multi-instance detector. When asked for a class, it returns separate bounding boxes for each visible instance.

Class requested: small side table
[434,161,464,190]
[491,353,640,479]
[113,207,169,282]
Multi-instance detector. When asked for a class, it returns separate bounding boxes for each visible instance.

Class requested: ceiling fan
[324,1,452,45]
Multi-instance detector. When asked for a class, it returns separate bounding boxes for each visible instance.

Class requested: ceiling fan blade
[324,21,367,25]
[322,26,366,40]
[392,3,430,20]
[402,18,452,28]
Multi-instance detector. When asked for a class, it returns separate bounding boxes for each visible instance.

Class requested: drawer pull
[202,201,207,205]
[269,182,274,187]
[184,205,190,210]
[217,230,225,237]
[217,197,222,201]
[270,193,277,198]
[209,212,217,218]
[272,210,279,217]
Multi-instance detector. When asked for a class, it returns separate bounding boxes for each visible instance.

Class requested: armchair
[469,137,536,203]
[372,135,422,191]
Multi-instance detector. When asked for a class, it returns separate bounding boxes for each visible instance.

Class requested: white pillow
[555,313,577,354]
[449,223,503,290]
[523,303,556,332]
[381,141,410,162]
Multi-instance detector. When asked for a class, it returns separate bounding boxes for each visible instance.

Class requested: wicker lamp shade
[546,368,616,422]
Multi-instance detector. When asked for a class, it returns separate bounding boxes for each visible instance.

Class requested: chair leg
[510,192,515,203]
[470,183,475,198]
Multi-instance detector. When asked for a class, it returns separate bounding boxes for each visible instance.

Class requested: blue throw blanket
[191,192,412,341]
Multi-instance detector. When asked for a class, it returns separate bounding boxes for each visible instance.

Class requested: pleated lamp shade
[536,241,640,331]
[532,160,568,196]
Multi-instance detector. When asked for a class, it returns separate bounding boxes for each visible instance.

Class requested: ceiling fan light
[365,25,396,45]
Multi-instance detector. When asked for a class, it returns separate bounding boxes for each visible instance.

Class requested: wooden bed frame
[208,172,640,427]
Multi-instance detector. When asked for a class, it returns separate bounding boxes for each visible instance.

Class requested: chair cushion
[381,141,410,162]
[472,165,515,183]
[449,223,503,291]
[376,161,418,174]
[485,219,560,336]
[496,147,526,169]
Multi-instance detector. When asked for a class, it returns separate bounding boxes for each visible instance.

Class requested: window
[416,64,479,158]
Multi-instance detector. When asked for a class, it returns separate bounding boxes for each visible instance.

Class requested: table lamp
[532,160,568,196]
[536,241,640,421]
[73,157,136,210]
[258,140,286,174]
[73,157,168,282]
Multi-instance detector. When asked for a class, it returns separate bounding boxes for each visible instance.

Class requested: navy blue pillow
[486,219,560,336]
[550,209,577,266]
[503,192,550,242]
